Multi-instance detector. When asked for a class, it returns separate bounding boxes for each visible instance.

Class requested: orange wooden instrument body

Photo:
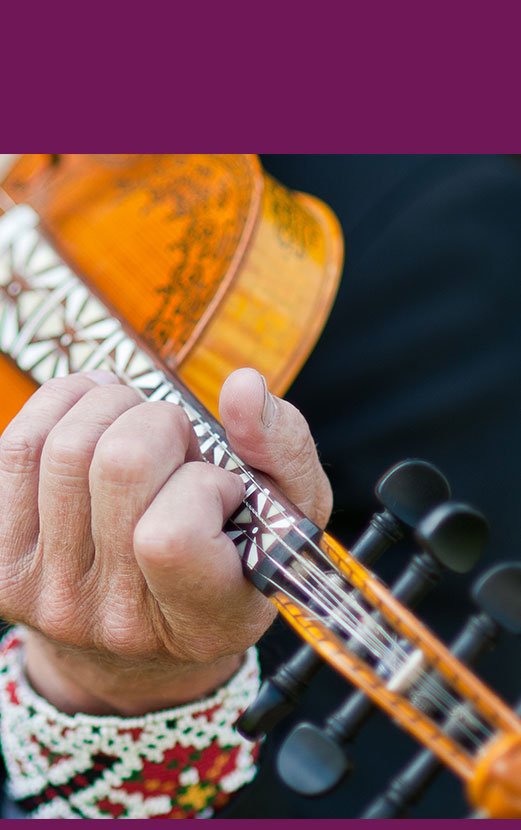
[0,154,342,430]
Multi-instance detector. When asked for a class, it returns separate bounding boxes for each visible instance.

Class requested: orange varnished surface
[320,532,521,736]
[0,354,37,426]
[274,581,521,816]
[469,734,521,818]
[179,174,343,409]
[1,154,343,421]
[3,154,261,363]
[272,590,474,781]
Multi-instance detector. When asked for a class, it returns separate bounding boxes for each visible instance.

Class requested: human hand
[0,369,332,715]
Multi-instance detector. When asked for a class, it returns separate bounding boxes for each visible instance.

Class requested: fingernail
[260,375,277,428]
[84,370,120,385]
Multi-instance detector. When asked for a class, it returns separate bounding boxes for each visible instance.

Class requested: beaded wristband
[0,627,262,819]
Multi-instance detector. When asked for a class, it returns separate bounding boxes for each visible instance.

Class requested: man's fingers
[219,368,333,527]
[134,461,245,585]
[90,401,201,585]
[38,384,142,582]
[133,462,271,661]
[0,374,114,560]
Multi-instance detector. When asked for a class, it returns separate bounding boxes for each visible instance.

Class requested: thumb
[219,368,332,528]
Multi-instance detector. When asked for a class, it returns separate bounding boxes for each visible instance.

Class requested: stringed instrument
[0,154,520,818]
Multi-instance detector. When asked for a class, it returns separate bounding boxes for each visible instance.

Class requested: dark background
[225,154,521,818]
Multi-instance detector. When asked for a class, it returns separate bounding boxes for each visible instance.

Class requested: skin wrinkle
[24,629,245,716]
[0,436,43,475]
[0,371,331,715]
[220,369,332,528]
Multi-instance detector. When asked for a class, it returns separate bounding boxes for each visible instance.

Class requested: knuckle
[85,382,140,408]
[38,374,94,402]
[35,590,82,645]
[0,375,98,478]
[43,386,143,480]
[97,605,154,657]
[134,517,198,566]
[93,434,152,485]
[143,402,193,450]
[43,427,91,478]
[92,403,192,486]
[0,426,41,475]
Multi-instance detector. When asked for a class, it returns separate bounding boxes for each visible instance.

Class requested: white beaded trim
[0,627,262,819]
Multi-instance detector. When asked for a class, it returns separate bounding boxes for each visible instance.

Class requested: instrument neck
[0,203,322,594]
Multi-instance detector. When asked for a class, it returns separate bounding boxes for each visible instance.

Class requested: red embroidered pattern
[0,628,261,819]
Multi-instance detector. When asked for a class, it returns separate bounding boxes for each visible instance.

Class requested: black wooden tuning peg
[376,459,452,530]
[237,460,451,742]
[275,502,486,797]
[415,501,489,574]
[472,562,521,634]
[361,562,521,819]
[235,645,321,739]
[352,459,451,566]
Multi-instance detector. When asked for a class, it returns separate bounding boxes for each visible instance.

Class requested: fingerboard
[0,205,321,590]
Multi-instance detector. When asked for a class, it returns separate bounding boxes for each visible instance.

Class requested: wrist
[0,628,262,819]
[24,629,242,716]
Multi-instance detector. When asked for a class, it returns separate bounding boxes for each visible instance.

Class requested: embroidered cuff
[0,627,261,819]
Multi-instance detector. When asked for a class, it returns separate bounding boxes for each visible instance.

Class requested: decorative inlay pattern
[0,205,295,576]
[2,154,260,360]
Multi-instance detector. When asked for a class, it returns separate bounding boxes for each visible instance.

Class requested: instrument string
[81,351,496,750]
[227,516,494,748]
[68,343,342,581]
[0,206,502,764]
[174,404,498,747]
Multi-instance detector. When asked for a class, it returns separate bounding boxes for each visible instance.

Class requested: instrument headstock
[237,459,454,740]
[240,463,521,818]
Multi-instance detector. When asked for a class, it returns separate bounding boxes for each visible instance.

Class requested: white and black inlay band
[0,205,293,570]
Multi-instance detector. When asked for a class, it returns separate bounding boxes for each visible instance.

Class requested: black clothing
[220,154,521,818]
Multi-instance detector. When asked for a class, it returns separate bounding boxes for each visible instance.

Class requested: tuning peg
[239,462,452,743]
[359,458,451,565]
[236,645,322,739]
[274,566,431,792]
[361,616,499,818]
[376,459,451,530]
[415,502,489,574]
[472,563,521,634]
[276,500,485,796]
[350,459,451,567]
[276,685,370,795]
[361,564,521,819]
[277,719,354,797]
[350,502,487,654]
